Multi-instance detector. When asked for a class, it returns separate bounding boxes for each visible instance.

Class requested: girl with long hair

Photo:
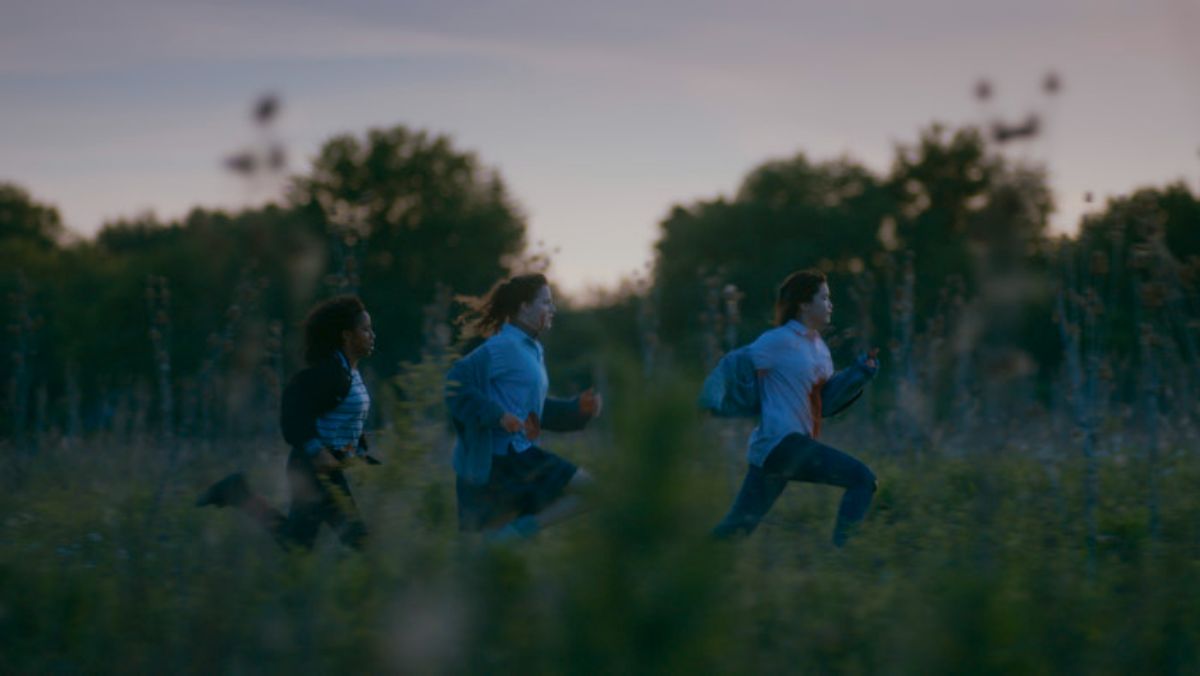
[445,273,601,542]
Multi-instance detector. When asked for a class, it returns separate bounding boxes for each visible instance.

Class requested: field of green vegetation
[4,356,1199,675]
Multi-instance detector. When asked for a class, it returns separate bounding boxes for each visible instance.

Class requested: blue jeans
[713,433,876,546]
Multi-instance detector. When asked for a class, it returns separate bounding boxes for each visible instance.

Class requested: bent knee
[339,521,368,550]
[856,465,878,492]
[569,467,595,491]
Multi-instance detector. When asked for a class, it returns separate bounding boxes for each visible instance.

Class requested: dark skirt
[456,445,578,532]
[281,448,367,549]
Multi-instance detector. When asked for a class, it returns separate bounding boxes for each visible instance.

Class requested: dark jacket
[280,351,369,457]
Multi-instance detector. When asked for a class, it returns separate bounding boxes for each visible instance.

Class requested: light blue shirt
[746,320,833,466]
[311,351,370,456]
[485,322,549,455]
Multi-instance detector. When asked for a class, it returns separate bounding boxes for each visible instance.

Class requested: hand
[865,347,880,369]
[500,412,523,433]
[579,388,603,418]
[313,449,342,473]
[523,412,541,441]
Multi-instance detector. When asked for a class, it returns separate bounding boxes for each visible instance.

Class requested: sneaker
[483,515,540,544]
[196,472,250,508]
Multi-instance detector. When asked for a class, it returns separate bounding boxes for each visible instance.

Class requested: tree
[653,153,893,358]
[1077,182,1200,264]
[292,126,527,370]
[649,123,1059,417]
[1071,183,1200,359]
[0,183,63,249]
[886,125,1052,308]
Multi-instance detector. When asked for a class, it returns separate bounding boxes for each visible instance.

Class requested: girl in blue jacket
[712,270,879,546]
[445,273,601,542]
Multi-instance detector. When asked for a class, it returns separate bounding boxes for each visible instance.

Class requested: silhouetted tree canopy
[0,125,528,437]
[651,124,1056,366]
[292,126,527,370]
[0,183,63,249]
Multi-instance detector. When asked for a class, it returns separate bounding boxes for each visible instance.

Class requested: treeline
[0,126,526,440]
[2,122,1199,441]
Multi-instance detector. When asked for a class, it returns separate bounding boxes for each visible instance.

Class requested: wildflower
[254,94,280,124]
[1043,71,1062,95]
[974,79,993,101]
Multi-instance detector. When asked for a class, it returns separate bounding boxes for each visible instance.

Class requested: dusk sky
[4,0,1199,296]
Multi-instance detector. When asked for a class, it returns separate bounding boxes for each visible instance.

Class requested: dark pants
[456,445,578,532]
[713,433,876,546]
[243,449,367,550]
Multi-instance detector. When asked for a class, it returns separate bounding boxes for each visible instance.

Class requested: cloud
[0,0,524,76]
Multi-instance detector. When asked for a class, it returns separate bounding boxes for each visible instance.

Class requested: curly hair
[774,269,827,326]
[303,295,367,365]
[455,273,548,338]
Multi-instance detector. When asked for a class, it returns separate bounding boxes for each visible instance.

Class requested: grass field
[3,360,1198,675]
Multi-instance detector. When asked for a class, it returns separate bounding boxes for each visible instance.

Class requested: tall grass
[3,350,1200,673]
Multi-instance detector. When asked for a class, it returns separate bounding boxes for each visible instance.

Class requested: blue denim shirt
[485,323,550,455]
[446,334,592,485]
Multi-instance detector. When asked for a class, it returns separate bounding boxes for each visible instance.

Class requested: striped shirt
[310,351,370,456]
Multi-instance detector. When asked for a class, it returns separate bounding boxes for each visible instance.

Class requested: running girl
[709,269,878,546]
[445,273,601,542]
[197,295,377,550]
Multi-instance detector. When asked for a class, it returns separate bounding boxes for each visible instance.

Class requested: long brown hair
[774,269,826,326]
[456,273,548,338]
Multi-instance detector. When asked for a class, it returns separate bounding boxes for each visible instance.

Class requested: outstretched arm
[821,348,879,417]
[542,387,602,432]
